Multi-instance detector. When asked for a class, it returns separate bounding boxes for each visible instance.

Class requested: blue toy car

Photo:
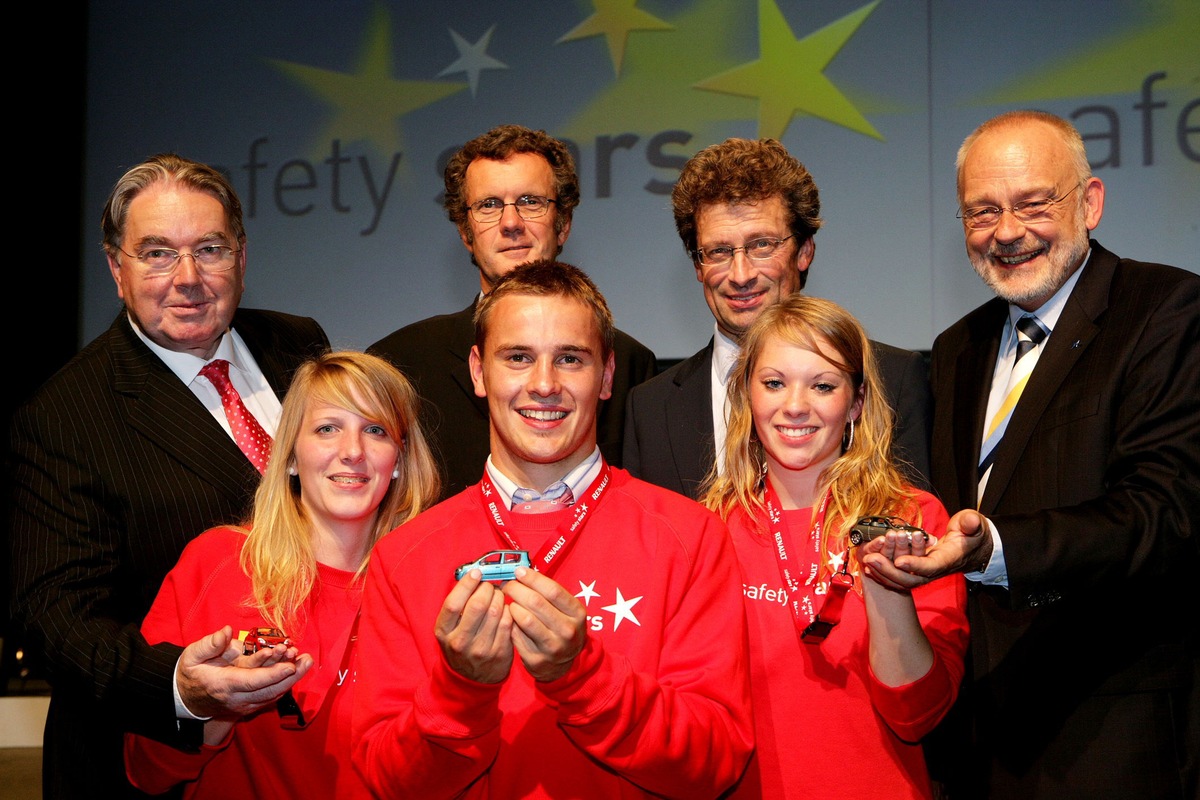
[454,549,531,582]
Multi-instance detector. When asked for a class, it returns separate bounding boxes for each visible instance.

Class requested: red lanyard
[478,461,612,578]
[762,480,853,644]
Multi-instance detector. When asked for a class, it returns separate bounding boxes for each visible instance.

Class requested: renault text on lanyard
[762,480,853,644]
[478,461,613,578]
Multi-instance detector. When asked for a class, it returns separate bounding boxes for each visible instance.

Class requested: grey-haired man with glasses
[623,137,932,499]
[8,153,329,798]
[369,124,656,499]
[870,109,1200,799]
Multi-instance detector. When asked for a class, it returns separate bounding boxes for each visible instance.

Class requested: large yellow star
[268,4,466,157]
[694,0,883,140]
[557,0,674,76]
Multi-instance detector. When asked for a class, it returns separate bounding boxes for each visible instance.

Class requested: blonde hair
[238,351,440,632]
[699,296,919,582]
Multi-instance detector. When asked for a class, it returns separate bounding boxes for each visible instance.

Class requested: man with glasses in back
[623,137,931,499]
[8,153,329,798]
[370,124,656,499]
[869,110,1200,798]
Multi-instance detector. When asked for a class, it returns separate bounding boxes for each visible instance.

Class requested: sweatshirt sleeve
[351,535,507,799]
[123,537,233,793]
[866,493,970,742]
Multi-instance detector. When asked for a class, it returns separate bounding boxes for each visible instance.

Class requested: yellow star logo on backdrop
[562,0,763,142]
[695,0,883,140]
[268,4,466,158]
[981,0,1199,102]
[557,0,674,76]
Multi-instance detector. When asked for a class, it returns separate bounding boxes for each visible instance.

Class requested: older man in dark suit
[623,138,931,499]
[369,124,656,499]
[8,154,329,798]
[875,110,1199,799]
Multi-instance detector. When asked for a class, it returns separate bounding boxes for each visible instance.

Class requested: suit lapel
[953,304,1005,510]
[667,341,716,488]
[980,249,1114,513]
[109,315,259,497]
[450,301,490,419]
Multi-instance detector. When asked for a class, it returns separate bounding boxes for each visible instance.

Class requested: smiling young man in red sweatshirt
[352,260,753,799]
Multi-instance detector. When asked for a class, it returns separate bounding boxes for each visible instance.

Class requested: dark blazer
[8,309,328,799]
[622,337,933,499]
[369,301,657,499]
[929,241,1200,799]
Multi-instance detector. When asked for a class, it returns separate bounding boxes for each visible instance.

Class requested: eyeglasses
[468,195,557,223]
[118,245,241,275]
[957,184,1080,230]
[692,235,794,268]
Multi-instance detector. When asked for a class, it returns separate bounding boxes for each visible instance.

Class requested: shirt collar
[126,313,241,384]
[711,324,741,387]
[1004,247,1090,345]
[485,446,602,509]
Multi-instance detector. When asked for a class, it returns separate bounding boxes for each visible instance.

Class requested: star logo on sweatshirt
[575,580,601,606]
[602,588,643,630]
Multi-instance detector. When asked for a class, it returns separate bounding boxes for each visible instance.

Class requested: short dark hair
[444,124,580,243]
[474,260,614,360]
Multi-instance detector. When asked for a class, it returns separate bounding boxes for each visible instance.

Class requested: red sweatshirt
[124,527,369,798]
[352,466,754,799]
[726,489,969,799]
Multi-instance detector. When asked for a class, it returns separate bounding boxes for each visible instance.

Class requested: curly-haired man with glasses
[623,137,932,500]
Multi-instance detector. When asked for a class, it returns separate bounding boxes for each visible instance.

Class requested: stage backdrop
[84,0,1198,358]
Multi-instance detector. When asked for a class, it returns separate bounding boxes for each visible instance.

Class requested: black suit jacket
[369,301,657,499]
[8,309,328,799]
[623,337,932,499]
[929,242,1200,798]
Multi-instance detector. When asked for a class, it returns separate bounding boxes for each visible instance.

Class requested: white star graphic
[438,25,508,97]
[575,580,600,606]
[602,588,643,631]
[827,549,846,573]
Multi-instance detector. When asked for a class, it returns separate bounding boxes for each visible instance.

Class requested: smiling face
[469,293,614,490]
[750,333,862,505]
[293,396,400,543]
[693,196,814,341]
[959,120,1104,311]
[460,152,571,293]
[107,183,246,359]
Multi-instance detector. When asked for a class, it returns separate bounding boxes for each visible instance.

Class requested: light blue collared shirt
[972,251,1088,586]
[485,447,603,511]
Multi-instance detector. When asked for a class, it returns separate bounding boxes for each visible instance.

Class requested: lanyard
[477,460,613,578]
[762,480,853,644]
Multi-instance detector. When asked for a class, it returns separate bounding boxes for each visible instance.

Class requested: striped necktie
[978,316,1046,499]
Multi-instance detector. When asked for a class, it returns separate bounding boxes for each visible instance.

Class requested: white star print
[575,580,600,606]
[602,588,643,631]
[437,25,507,96]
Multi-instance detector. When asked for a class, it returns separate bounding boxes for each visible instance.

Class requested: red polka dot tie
[200,359,272,474]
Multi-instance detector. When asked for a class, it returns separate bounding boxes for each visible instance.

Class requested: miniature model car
[454,549,532,582]
[242,627,292,655]
[848,516,927,547]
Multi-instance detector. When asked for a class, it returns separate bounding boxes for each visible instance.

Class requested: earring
[842,418,855,451]
[287,464,298,476]
[391,467,400,479]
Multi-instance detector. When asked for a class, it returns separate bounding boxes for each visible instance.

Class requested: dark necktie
[200,359,272,474]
